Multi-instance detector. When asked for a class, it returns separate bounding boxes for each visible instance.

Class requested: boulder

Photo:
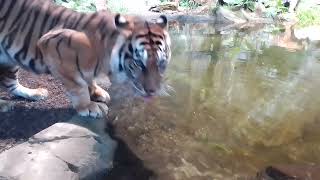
[214,7,247,24]
[257,164,320,180]
[0,120,117,180]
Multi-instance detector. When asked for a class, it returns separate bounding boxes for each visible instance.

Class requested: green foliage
[179,0,200,9]
[54,0,128,13]
[261,0,288,18]
[225,0,288,13]
[160,0,200,9]
[106,0,128,13]
[275,0,288,13]
[229,0,256,11]
[297,7,320,27]
[54,0,97,13]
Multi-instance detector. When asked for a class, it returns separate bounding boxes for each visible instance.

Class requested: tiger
[0,0,171,118]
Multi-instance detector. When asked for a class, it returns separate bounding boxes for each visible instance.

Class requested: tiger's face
[112,14,171,97]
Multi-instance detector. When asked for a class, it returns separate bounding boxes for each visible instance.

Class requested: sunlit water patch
[108,23,320,179]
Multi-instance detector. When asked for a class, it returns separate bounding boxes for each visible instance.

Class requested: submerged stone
[257,164,320,180]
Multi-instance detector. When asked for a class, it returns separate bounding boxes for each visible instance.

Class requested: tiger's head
[110,14,171,97]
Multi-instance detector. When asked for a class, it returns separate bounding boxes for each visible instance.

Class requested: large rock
[0,120,117,180]
[214,7,247,24]
[257,164,320,180]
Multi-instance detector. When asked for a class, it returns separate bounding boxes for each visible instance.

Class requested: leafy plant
[275,0,288,13]
[106,0,128,13]
[224,0,256,11]
[179,0,200,9]
[160,0,200,9]
[297,7,320,27]
[54,0,128,13]
[262,0,288,18]
[241,0,256,11]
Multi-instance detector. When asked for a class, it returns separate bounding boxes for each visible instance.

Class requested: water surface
[109,22,320,179]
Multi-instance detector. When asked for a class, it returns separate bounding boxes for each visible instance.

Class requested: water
[109,23,320,179]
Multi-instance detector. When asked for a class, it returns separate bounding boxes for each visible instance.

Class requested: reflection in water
[109,22,320,179]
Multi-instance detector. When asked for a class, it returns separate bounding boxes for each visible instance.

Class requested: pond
[108,22,320,179]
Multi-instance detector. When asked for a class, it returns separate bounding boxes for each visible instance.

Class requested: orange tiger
[0,0,171,118]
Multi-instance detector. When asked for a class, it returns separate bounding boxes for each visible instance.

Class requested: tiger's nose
[145,88,156,96]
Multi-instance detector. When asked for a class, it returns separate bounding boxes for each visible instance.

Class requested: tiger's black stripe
[56,37,64,59]
[8,0,28,31]
[118,44,126,71]
[0,1,16,20]
[93,58,100,77]
[82,13,98,29]
[14,6,41,65]
[0,0,17,32]
[43,32,63,47]
[49,7,68,29]
[67,33,73,47]
[62,12,73,28]
[71,13,85,29]
[0,1,6,11]
[29,59,37,73]
[35,47,43,62]
[76,55,85,79]
[1,7,27,50]
[38,7,51,38]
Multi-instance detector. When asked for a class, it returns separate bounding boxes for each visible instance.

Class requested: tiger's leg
[89,81,110,103]
[37,29,108,118]
[0,66,48,101]
[62,77,107,118]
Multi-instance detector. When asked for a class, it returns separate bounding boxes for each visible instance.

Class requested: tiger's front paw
[77,102,109,118]
[90,86,111,103]
[32,88,49,101]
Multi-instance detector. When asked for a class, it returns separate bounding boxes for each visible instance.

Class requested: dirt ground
[0,70,74,152]
[0,69,156,180]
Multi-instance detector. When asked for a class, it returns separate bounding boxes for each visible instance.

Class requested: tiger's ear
[114,13,129,29]
[156,15,168,29]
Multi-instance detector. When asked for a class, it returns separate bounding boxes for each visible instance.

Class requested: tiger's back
[0,0,172,118]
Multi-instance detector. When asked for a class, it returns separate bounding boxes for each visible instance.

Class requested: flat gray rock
[0,121,117,180]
